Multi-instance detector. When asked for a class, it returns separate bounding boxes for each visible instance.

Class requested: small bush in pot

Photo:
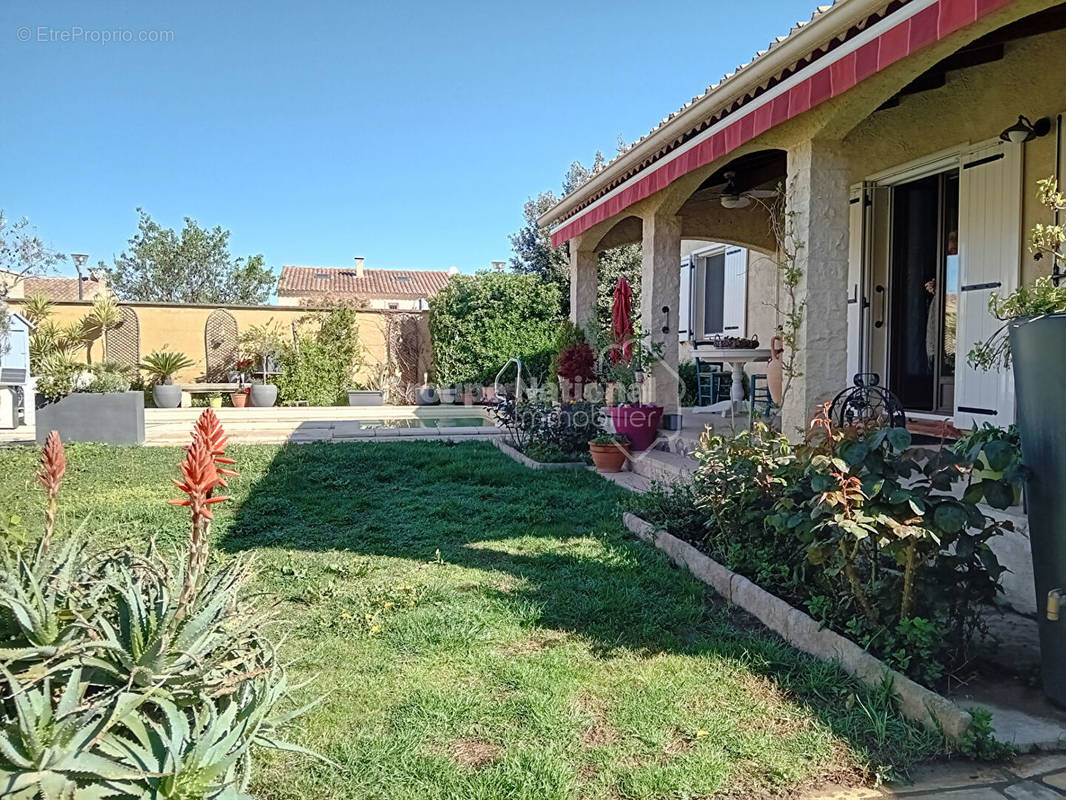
[240,321,286,407]
[589,433,629,473]
[139,349,195,409]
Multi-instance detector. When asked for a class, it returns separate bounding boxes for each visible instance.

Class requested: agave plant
[90,554,273,705]
[0,412,323,799]
[0,668,148,800]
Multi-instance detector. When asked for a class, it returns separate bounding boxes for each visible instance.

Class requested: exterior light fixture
[1000,115,1051,144]
[70,253,89,300]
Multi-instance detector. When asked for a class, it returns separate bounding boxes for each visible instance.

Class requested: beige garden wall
[11,299,428,385]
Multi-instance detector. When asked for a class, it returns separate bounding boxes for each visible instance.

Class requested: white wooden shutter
[847,186,864,382]
[954,141,1022,428]
[722,247,747,335]
[678,258,692,341]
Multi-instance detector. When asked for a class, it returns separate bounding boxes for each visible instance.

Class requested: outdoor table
[689,347,771,416]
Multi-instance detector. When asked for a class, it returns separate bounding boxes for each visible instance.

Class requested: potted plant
[349,365,396,406]
[207,392,224,409]
[951,423,1025,506]
[240,322,285,408]
[968,176,1066,705]
[589,433,630,473]
[231,358,254,407]
[139,349,195,409]
[36,360,145,445]
[602,335,664,452]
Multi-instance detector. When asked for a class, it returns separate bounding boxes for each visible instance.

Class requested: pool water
[356,417,491,429]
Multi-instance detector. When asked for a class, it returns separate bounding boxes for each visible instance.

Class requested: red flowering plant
[552,323,598,403]
[0,411,320,796]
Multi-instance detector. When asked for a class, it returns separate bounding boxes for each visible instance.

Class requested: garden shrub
[275,308,361,406]
[628,407,1024,689]
[494,399,602,462]
[0,413,315,797]
[429,272,562,386]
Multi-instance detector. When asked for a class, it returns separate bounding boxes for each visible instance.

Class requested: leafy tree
[0,211,65,354]
[509,150,641,324]
[429,272,562,385]
[106,210,274,305]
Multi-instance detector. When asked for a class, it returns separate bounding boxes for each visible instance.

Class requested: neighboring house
[277,258,455,310]
[1,270,107,302]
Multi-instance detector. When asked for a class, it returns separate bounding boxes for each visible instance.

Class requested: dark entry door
[887,170,959,413]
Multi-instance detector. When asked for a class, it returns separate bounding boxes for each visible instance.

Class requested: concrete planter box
[36,391,145,446]
[493,439,586,470]
[348,390,384,406]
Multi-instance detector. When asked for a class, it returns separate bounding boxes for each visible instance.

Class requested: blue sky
[2,0,815,280]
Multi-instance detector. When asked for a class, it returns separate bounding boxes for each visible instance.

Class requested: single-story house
[277,258,455,310]
[542,0,1066,441]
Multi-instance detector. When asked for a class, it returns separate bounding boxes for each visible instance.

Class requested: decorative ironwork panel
[829,373,907,429]
[205,309,239,381]
[105,306,140,369]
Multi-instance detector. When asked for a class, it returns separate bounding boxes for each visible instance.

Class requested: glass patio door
[886,169,959,414]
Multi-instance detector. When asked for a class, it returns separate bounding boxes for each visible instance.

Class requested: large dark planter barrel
[1010,313,1066,707]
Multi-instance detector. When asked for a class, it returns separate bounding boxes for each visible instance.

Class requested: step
[629,448,699,484]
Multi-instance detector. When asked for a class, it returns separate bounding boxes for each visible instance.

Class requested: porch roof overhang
[542,0,1014,248]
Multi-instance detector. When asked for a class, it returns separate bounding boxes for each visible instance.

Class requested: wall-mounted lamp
[1000,115,1051,144]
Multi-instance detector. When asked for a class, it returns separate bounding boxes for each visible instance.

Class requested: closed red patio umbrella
[610,277,634,364]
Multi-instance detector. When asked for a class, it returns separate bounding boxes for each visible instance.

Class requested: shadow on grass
[221,437,942,772]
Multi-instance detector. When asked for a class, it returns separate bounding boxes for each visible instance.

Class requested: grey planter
[416,386,440,405]
[1009,313,1066,706]
[36,391,145,445]
[248,384,278,407]
[152,383,182,409]
[348,390,384,406]
[438,388,458,404]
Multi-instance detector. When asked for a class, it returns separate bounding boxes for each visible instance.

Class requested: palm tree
[21,292,53,325]
[80,294,122,363]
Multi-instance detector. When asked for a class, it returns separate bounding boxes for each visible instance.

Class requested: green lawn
[0,439,945,799]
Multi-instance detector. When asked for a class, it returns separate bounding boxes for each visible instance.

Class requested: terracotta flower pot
[609,404,663,452]
[589,442,629,473]
[230,391,248,408]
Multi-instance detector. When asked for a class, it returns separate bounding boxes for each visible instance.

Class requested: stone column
[569,239,598,335]
[640,212,681,414]
[782,139,850,435]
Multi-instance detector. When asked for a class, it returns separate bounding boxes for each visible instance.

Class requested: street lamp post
[70,254,89,301]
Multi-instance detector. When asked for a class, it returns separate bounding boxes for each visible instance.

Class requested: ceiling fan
[707,171,778,209]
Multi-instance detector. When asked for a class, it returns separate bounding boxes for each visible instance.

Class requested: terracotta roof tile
[22,276,105,302]
[277,266,453,300]
[546,0,896,226]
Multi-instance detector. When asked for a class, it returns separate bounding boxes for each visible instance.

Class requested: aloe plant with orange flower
[0,410,321,799]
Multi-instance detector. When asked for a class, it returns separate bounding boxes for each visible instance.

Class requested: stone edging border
[622,511,973,740]
[492,439,588,471]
